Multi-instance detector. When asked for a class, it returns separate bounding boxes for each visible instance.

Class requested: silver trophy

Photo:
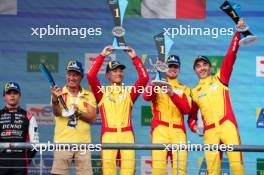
[108,0,129,50]
[151,32,174,87]
[220,0,259,46]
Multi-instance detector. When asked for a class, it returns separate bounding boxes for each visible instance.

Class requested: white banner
[26,104,54,125]
[0,0,17,15]
[85,53,116,74]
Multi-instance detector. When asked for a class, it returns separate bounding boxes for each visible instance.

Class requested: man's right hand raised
[101,45,113,57]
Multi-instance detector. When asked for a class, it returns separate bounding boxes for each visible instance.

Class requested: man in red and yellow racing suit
[143,55,191,175]
[87,45,149,175]
[188,30,245,175]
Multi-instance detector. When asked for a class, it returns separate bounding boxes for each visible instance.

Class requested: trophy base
[239,35,259,47]
[112,46,130,51]
[235,24,249,32]
[152,80,171,87]
[196,127,204,136]
[62,107,75,117]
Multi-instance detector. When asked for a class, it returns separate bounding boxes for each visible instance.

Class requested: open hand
[101,45,113,57]
[126,47,136,58]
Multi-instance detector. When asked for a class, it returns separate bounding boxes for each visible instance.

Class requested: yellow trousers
[152,125,187,175]
[204,120,245,175]
[101,131,135,175]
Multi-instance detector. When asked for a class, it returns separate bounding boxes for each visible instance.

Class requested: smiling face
[106,67,124,85]
[66,70,82,88]
[166,64,180,79]
[194,59,212,79]
[4,90,21,107]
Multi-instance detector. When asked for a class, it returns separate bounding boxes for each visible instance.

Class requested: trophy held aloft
[151,32,174,87]
[108,0,130,50]
[220,0,259,47]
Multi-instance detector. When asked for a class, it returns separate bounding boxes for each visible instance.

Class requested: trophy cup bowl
[151,62,171,87]
[62,106,75,118]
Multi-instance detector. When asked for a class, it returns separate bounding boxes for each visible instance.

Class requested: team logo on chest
[209,83,218,92]
[107,96,116,103]
[197,92,207,100]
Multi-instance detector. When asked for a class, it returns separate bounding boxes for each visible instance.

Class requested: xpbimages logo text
[97,83,170,95]
[163,25,234,39]
[30,25,102,39]
[163,141,234,152]
[31,141,102,154]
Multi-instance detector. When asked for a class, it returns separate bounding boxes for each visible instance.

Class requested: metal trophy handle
[39,64,77,128]
[220,0,259,46]
[108,0,129,50]
[151,32,174,87]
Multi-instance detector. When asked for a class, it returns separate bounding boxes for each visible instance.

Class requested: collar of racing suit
[4,106,20,112]
[198,75,214,85]
[168,78,179,85]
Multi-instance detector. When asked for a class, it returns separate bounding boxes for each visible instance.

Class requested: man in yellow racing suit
[143,55,191,175]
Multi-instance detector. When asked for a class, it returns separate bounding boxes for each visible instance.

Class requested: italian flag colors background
[126,0,206,19]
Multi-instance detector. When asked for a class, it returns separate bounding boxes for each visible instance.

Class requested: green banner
[92,155,102,175]
[27,52,59,72]
[141,105,152,126]
[257,159,264,175]
[208,56,224,75]
[125,0,141,17]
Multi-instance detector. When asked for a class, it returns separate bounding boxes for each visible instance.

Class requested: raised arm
[87,46,113,102]
[219,31,240,85]
[126,48,149,103]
